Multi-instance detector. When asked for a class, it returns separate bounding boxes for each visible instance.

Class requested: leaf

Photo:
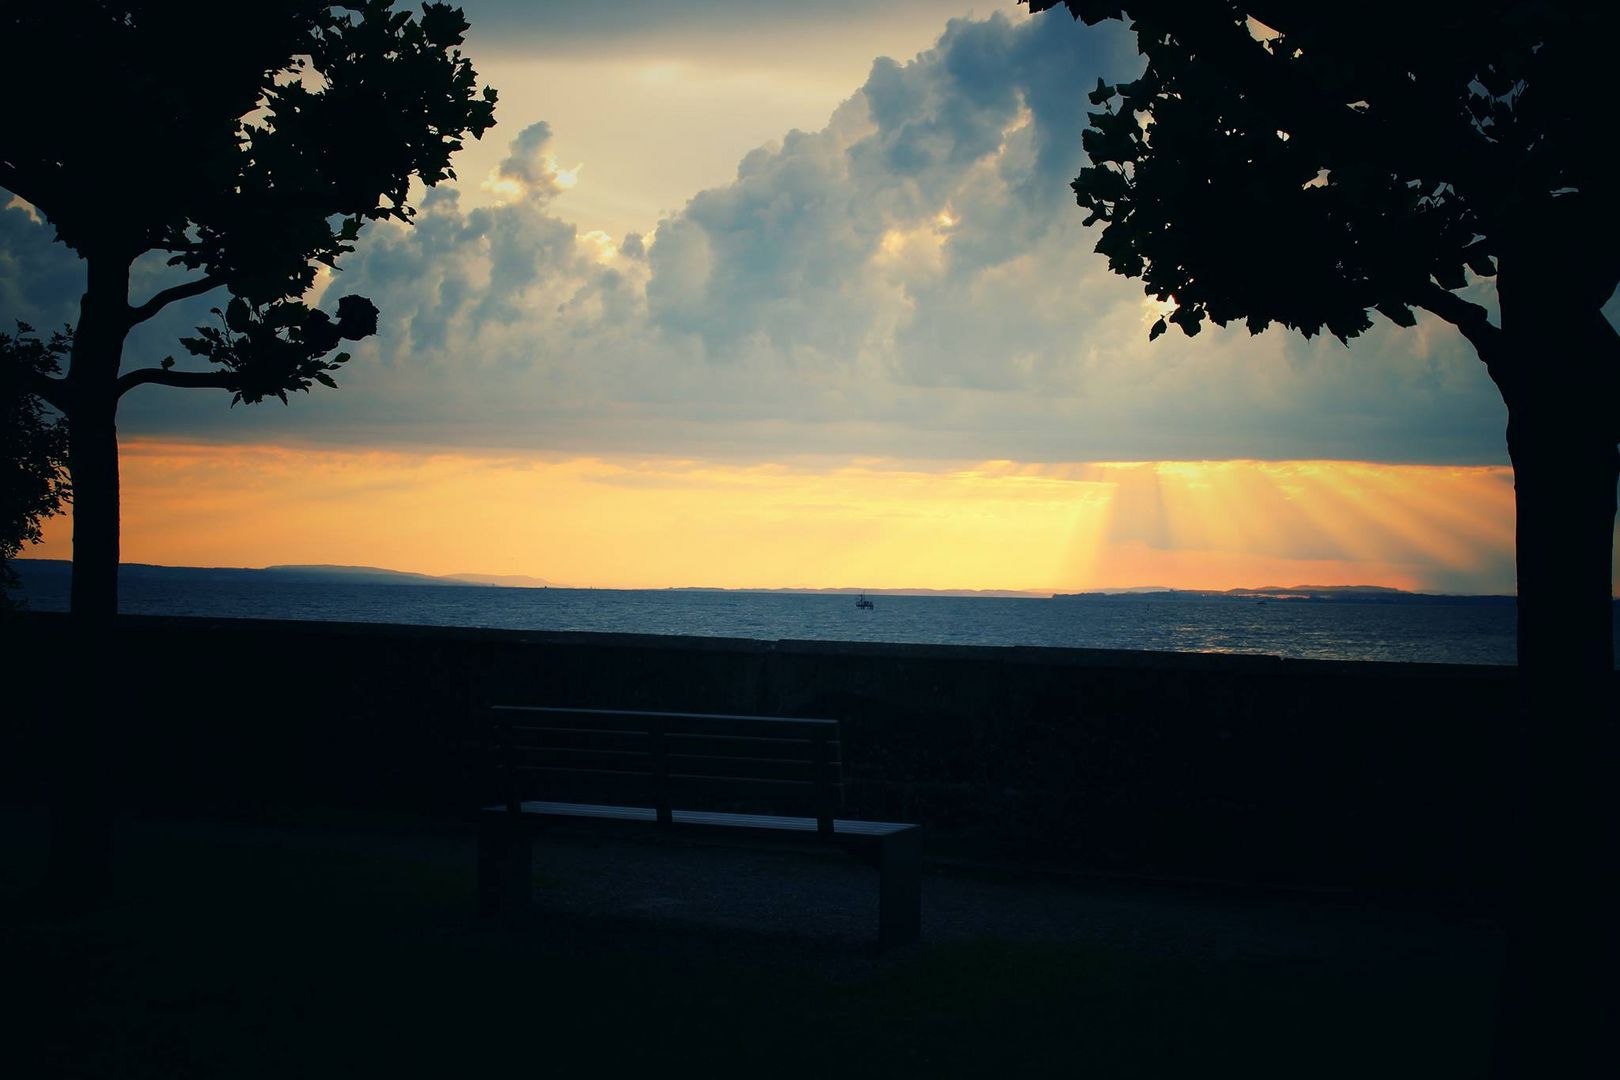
[160,356,176,370]
[1076,165,1129,202]
[1375,302,1417,328]
[1148,317,1167,341]
[1088,77,1114,106]
[1169,304,1203,337]
[313,372,338,389]
[1460,240,1497,278]
[1432,263,1467,292]
[334,295,380,339]
[225,296,251,333]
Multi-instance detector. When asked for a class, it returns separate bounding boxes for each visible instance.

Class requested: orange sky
[32,439,1532,594]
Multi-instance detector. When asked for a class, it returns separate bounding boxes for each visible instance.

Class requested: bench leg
[877,829,923,950]
[477,817,532,917]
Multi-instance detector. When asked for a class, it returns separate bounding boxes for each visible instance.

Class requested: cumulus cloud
[0,12,1512,466]
[0,198,85,333]
[484,120,576,204]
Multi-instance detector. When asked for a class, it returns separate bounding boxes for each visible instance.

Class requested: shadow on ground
[1,809,1499,1078]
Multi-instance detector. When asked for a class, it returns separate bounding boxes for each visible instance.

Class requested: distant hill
[10,560,543,589]
[1241,584,1405,596]
[443,572,557,588]
[667,586,1047,599]
[1053,584,1514,604]
[262,564,475,586]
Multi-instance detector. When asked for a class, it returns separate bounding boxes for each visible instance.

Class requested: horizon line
[9,557,1535,599]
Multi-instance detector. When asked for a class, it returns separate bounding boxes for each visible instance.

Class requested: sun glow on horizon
[28,440,1538,595]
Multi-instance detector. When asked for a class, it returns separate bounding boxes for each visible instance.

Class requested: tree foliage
[1027,1,1619,396]
[0,0,496,407]
[175,294,379,406]
[0,325,70,605]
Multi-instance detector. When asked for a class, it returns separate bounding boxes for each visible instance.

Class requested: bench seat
[484,800,917,838]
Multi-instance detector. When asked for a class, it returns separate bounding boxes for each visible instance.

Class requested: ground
[1,808,1500,1078]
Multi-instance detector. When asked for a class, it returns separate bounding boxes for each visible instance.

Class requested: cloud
[485,120,573,204]
[455,0,1014,59]
[0,199,84,334]
[1,12,1512,468]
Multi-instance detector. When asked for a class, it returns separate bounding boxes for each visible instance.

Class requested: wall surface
[6,613,1539,894]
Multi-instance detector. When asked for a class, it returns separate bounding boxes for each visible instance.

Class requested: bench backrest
[489,706,844,835]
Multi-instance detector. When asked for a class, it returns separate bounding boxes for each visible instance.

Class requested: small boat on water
[856,593,874,609]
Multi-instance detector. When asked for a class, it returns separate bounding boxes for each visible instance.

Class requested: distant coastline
[9,559,1531,602]
[9,559,556,590]
[1053,585,1519,605]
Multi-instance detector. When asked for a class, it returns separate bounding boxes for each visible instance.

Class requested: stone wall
[6,613,1533,893]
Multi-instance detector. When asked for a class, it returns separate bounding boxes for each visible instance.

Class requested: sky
[6,0,1602,593]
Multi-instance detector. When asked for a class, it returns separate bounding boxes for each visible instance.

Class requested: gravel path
[518,822,1498,975]
[4,809,1497,980]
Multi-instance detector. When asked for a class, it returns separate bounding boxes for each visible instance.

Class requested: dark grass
[1,811,1497,1078]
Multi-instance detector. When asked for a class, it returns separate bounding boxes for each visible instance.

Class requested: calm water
[11,565,1558,666]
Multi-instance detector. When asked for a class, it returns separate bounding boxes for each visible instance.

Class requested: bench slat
[665,754,834,783]
[493,705,837,738]
[663,731,831,755]
[511,746,654,770]
[507,728,652,752]
[485,800,916,838]
[517,752,836,784]
[506,727,838,764]
[510,770,657,809]
[515,770,839,817]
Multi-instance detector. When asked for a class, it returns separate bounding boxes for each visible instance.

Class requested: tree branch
[127,275,223,327]
[1412,282,1505,366]
[116,367,237,397]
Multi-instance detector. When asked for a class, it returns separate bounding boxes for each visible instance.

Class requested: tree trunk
[1494,208,1619,688]
[1492,395,1618,1072]
[64,254,132,618]
[66,393,120,617]
[44,252,131,911]
[1505,353,1618,689]
[1487,281,1618,1077]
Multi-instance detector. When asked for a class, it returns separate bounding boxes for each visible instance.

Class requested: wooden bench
[476,705,923,949]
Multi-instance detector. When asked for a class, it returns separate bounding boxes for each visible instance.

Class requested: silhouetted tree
[1,324,71,609]
[0,1,497,616]
[1029,0,1615,683]
[1027,4,1616,1072]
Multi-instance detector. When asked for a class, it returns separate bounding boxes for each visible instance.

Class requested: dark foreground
[2,808,1500,1078]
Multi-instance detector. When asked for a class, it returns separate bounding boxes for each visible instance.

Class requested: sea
[8,559,1592,668]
